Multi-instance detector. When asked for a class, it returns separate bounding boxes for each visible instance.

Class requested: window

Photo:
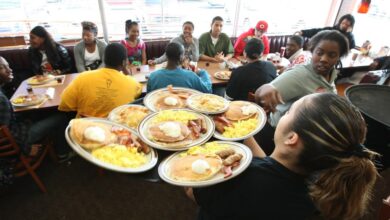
[352,0,390,55]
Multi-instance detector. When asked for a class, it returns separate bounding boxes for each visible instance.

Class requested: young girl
[120,20,146,65]
[186,93,378,220]
[28,26,73,75]
[74,21,107,72]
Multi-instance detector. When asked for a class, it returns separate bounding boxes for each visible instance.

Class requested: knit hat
[256,20,268,32]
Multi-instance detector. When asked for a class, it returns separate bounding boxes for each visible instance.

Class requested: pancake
[155,94,185,110]
[169,154,222,181]
[148,121,191,143]
[116,106,150,129]
[70,119,117,150]
[225,101,258,121]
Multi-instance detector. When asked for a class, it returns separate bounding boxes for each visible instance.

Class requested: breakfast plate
[27,74,56,85]
[11,94,47,107]
[186,93,229,115]
[143,86,202,112]
[158,141,252,187]
[212,101,267,141]
[138,109,215,151]
[107,104,151,131]
[214,71,231,81]
[65,118,158,173]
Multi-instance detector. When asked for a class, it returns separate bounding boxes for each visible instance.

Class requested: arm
[97,40,107,69]
[225,35,234,58]
[233,36,245,58]
[191,38,200,62]
[58,76,80,112]
[301,27,325,38]
[262,35,270,55]
[141,46,147,65]
[57,45,73,74]
[244,136,266,158]
[74,42,86,73]
[196,69,213,93]
[0,95,12,126]
[225,69,240,100]
[200,54,218,63]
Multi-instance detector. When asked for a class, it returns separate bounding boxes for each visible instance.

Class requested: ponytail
[309,153,378,220]
[289,93,379,220]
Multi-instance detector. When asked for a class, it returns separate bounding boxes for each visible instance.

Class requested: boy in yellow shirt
[59,43,141,117]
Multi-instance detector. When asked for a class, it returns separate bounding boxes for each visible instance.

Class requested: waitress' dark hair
[125,19,139,34]
[30,26,61,65]
[289,93,378,220]
[308,30,349,58]
[165,42,184,65]
[81,21,98,36]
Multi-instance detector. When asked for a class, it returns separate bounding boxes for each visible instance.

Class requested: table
[11,73,79,112]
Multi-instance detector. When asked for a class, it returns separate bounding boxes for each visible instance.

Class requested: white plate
[138,109,215,151]
[158,141,253,187]
[65,118,158,173]
[143,87,202,112]
[186,93,230,115]
[11,94,46,107]
[107,104,151,132]
[214,71,231,81]
[27,74,56,85]
[213,101,267,141]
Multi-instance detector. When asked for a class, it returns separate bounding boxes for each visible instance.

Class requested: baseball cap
[256,20,268,32]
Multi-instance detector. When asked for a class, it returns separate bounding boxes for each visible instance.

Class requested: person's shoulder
[219,32,230,40]
[199,32,210,40]
[96,39,107,46]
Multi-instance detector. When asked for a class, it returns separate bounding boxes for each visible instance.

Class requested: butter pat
[192,159,210,174]
[159,122,181,138]
[241,105,257,116]
[84,126,106,143]
[164,96,178,106]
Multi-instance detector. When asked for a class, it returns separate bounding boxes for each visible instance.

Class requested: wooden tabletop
[11,73,79,112]
[11,61,239,112]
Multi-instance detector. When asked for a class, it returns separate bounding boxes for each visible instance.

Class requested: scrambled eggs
[222,118,258,138]
[152,110,197,124]
[92,144,148,168]
[192,94,226,112]
[180,142,229,157]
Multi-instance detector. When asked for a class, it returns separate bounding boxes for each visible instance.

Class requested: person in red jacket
[234,20,270,58]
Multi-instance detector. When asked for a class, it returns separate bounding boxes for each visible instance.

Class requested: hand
[255,84,284,113]
[294,31,303,36]
[183,34,193,44]
[147,60,156,65]
[215,52,225,63]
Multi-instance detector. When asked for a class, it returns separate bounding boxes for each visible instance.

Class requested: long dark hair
[30,26,61,65]
[290,93,378,220]
[336,14,355,31]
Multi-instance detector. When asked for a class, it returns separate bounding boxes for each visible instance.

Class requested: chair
[0,125,52,193]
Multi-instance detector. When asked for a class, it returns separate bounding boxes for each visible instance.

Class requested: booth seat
[0,35,301,96]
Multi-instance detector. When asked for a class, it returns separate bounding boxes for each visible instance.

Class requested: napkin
[46,87,55,99]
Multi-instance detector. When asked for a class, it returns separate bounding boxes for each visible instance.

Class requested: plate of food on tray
[186,93,229,114]
[11,94,47,107]
[65,118,158,173]
[143,85,202,112]
[27,74,56,85]
[212,101,267,141]
[214,71,231,80]
[158,141,252,187]
[108,104,151,131]
[138,109,214,151]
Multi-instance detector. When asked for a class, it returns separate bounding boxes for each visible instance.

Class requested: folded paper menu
[46,87,55,99]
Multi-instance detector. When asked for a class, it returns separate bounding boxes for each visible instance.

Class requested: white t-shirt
[84,45,100,66]
[211,36,219,46]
